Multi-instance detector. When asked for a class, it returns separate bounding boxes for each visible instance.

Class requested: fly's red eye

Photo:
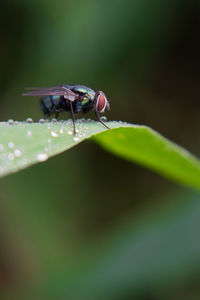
[96,91,107,112]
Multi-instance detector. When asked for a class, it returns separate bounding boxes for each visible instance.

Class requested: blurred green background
[0,1,200,299]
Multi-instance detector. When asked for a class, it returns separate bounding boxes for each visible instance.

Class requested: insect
[23,84,110,134]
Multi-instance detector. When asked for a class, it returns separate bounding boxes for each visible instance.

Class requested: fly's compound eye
[95,91,109,113]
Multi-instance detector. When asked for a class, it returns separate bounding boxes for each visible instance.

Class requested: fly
[23,84,110,134]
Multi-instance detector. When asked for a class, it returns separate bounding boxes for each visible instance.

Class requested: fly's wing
[22,85,77,101]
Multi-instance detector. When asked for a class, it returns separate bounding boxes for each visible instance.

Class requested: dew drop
[100,116,107,121]
[39,118,45,124]
[37,153,48,161]
[14,149,22,157]
[8,119,14,125]
[27,130,32,137]
[8,153,15,160]
[0,144,4,151]
[8,142,15,149]
[51,131,58,137]
[26,117,33,123]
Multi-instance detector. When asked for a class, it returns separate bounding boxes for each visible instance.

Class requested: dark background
[0,1,200,299]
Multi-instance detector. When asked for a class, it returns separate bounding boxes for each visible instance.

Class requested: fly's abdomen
[40,96,65,114]
[40,96,53,114]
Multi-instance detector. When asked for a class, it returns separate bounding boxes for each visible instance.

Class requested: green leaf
[0,120,127,178]
[0,120,200,191]
[94,126,200,190]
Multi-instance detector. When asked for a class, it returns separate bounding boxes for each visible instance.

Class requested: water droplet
[8,142,15,149]
[14,149,22,157]
[8,153,15,160]
[0,144,4,151]
[100,116,107,121]
[51,118,57,123]
[8,119,14,125]
[51,131,58,137]
[27,130,32,137]
[26,117,33,123]
[39,118,45,124]
[37,153,48,161]
[73,137,79,142]
[68,130,73,135]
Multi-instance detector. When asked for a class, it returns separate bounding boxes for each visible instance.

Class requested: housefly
[23,84,110,134]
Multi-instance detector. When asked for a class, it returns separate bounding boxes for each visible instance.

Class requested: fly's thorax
[67,85,96,101]
[81,96,91,106]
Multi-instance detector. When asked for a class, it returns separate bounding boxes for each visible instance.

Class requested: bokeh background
[0,1,200,299]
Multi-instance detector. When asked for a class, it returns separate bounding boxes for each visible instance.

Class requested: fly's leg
[45,96,63,119]
[43,105,57,120]
[95,110,110,130]
[69,101,76,135]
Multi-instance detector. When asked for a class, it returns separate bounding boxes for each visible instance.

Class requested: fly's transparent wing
[22,85,77,101]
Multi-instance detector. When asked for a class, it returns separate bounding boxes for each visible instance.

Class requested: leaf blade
[94,126,200,190]
[0,121,200,191]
